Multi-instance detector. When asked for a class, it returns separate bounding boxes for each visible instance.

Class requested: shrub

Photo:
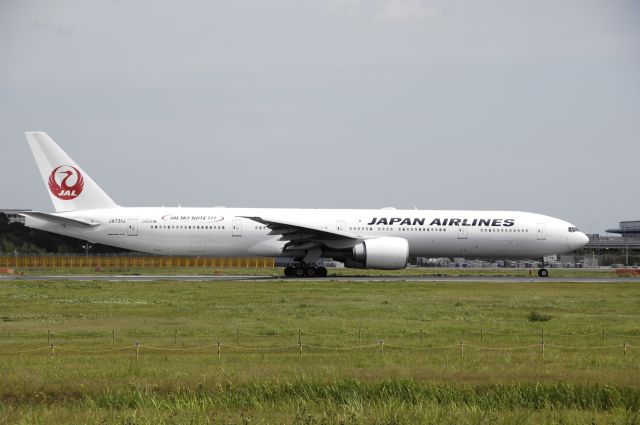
[528,311,552,322]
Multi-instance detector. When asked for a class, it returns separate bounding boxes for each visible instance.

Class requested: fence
[1,342,636,359]
[2,328,639,359]
[0,256,275,269]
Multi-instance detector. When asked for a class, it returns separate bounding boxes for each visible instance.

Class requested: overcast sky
[1,0,639,234]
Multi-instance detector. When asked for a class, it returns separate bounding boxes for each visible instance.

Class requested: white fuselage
[24,207,589,259]
[21,132,590,270]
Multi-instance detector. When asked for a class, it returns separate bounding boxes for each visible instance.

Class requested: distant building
[0,209,31,225]
[606,221,640,238]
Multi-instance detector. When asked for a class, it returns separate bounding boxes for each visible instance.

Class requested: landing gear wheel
[283,263,329,278]
[538,268,549,277]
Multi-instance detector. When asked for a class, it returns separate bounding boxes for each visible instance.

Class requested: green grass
[1,278,639,424]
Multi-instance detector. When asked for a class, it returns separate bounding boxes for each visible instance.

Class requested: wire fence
[1,328,639,359]
[0,341,636,359]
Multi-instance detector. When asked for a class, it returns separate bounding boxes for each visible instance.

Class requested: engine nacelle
[352,237,409,270]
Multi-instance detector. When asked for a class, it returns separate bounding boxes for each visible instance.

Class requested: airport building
[0,209,29,224]
[572,220,640,267]
[605,221,640,238]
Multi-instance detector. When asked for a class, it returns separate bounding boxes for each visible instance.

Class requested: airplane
[20,132,589,278]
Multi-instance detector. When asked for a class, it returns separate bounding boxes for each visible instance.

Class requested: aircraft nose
[581,232,589,245]
[574,232,589,248]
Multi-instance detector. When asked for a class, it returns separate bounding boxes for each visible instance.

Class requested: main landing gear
[284,263,328,278]
[538,258,549,277]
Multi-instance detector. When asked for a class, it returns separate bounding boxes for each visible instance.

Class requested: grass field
[1,277,639,424]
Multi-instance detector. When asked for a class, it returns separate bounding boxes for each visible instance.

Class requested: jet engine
[351,237,409,270]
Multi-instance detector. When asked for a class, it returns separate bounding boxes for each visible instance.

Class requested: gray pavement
[1,275,639,283]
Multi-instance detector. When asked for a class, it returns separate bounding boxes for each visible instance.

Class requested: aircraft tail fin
[25,132,119,212]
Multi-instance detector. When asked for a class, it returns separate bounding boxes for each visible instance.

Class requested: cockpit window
[568,227,579,233]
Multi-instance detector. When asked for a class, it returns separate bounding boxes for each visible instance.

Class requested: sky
[1,0,639,234]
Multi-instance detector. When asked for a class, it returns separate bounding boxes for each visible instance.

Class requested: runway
[1,274,638,283]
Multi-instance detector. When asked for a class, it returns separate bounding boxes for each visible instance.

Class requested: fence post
[217,341,220,359]
[298,329,301,345]
[135,342,139,360]
[47,330,50,345]
[541,340,545,357]
[541,328,544,344]
[236,330,239,346]
[602,330,605,341]
[624,342,627,357]
[112,330,115,344]
[50,344,55,358]
[358,329,361,343]
[480,328,483,342]
[460,340,464,358]
[380,340,384,356]
[420,329,424,344]
[174,330,178,345]
[299,341,303,359]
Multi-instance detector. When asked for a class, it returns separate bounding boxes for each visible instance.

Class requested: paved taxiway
[0,275,638,283]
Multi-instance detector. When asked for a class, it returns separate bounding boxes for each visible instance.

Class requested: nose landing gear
[537,258,549,277]
[284,263,328,278]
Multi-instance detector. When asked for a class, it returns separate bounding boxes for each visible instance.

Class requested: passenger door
[232,219,242,237]
[127,219,138,236]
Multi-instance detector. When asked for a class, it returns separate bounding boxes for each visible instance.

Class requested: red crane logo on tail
[48,165,84,200]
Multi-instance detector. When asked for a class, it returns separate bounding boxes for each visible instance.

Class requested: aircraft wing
[239,216,359,261]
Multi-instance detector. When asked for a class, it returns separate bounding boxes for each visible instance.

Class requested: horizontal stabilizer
[20,211,99,227]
